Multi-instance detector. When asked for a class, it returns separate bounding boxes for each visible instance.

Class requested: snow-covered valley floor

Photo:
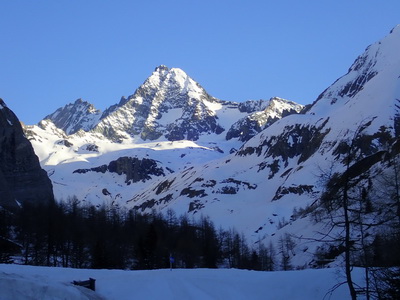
[0,264,366,300]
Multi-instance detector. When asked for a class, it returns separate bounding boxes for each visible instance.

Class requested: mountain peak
[153,65,189,79]
[154,65,169,72]
[44,99,101,135]
[92,64,225,141]
[40,65,303,144]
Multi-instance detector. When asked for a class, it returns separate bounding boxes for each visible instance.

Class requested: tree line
[0,197,278,271]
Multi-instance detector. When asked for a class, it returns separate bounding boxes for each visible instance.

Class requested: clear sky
[1,0,399,125]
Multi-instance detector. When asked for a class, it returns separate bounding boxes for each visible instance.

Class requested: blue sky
[1,0,399,124]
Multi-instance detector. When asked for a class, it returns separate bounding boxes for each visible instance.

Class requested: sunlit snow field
[0,264,366,300]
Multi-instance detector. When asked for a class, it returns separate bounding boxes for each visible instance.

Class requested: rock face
[0,99,54,210]
[43,98,101,135]
[90,65,227,142]
[226,97,304,142]
[73,156,167,184]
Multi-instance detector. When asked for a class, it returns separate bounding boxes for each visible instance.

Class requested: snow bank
[0,264,366,300]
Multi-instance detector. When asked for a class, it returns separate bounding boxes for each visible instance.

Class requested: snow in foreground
[0,264,366,300]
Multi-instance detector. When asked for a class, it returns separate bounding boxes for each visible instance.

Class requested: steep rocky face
[237,99,270,113]
[89,66,225,142]
[226,97,304,142]
[73,156,167,184]
[0,99,54,210]
[237,118,331,169]
[43,98,101,135]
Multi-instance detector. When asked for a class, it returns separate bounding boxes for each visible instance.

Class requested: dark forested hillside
[1,198,273,271]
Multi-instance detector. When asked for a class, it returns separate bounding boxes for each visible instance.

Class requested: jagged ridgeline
[24,65,303,208]
[42,66,303,142]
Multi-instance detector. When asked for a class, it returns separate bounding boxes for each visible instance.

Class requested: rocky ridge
[42,66,302,143]
[44,98,101,135]
[226,97,304,142]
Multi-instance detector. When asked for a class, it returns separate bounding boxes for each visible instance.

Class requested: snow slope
[0,264,366,300]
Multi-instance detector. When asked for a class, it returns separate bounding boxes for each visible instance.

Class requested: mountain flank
[0,99,54,211]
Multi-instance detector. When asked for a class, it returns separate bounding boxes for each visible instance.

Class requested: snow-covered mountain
[25,65,302,203]
[43,98,101,135]
[24,25,400,268]
[130,26,400,266]
[42,66,302,143]
[100,27,400,263]
[226,97,304,142]
[92,65,228,142]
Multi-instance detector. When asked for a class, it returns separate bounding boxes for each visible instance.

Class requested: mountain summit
[42,66,302,143]
[26,65,303,205]
[92,65,226,142]
[44,98,101,135]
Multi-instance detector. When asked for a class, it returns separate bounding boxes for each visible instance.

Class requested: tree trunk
[343,180,357,300]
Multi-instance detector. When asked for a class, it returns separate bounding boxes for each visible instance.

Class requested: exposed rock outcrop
[0,99,54,210]
[43,98,101,135]
[226,97,304,142]
[73,156,166,184]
